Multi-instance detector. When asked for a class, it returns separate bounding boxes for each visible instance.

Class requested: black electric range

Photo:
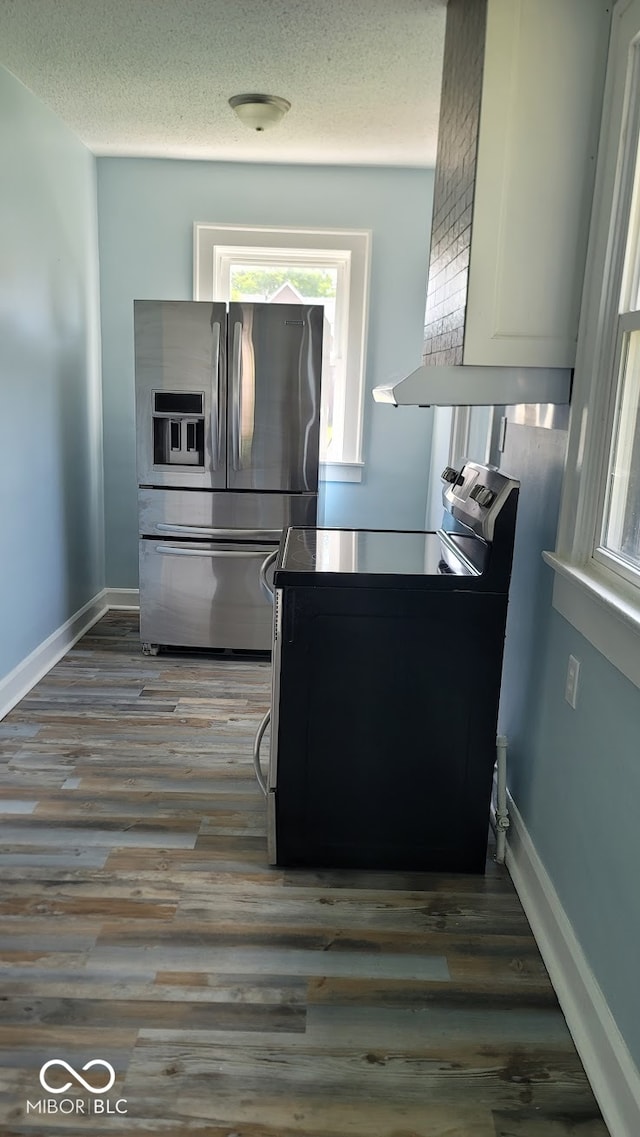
[275,526,489,586]
[259,461,520,874]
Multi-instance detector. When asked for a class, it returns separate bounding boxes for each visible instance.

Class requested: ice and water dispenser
[152,391,205,467]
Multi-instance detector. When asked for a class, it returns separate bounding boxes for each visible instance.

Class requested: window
[598,326,640,579]
[194,224,371,480]
[547,0,640,690]
[596,129,640,583]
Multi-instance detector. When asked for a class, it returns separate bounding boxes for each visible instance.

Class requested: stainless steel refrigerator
[134,299,323,653]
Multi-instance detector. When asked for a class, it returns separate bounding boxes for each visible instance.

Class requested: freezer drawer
[139,538,277,651]
[138,487,317,538]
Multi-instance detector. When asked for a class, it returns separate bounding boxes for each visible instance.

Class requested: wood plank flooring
[0,612,609,1136]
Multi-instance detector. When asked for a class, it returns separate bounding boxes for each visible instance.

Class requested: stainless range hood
[373,0,607,412]
[372,365,572,408]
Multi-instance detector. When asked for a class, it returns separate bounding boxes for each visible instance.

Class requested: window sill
[542,551,640,690]
[319,461,364,483]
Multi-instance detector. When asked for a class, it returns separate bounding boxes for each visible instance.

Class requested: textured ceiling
[0,0,446,167]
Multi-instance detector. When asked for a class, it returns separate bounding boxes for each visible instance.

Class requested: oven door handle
[259,549,278,602]
[253,709,270,796]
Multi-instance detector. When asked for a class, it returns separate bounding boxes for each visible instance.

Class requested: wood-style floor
[0,611,609,1136]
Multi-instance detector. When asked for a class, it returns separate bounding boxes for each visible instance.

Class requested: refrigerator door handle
[156,523,281,540]
[211,319,222,470]
[155,545,268,559]
[231,319,243,470]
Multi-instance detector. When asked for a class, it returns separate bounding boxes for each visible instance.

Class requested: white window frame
[194,223,371,482]
[593,313,640,587]
[448,405,497,469]
[545,0,640,691]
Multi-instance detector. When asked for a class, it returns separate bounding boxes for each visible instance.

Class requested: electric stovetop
[273,527,489,589]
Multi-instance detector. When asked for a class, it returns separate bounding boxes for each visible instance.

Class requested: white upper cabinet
[424,0,611,370]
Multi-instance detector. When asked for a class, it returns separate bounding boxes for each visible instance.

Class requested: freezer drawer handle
[155,545,267,559]
[156,523,281,540]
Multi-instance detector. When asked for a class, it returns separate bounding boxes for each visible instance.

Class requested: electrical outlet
[565,654,580,708]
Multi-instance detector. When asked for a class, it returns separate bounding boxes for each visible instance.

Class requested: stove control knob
[470,484,495,507]
[441,466,461,484]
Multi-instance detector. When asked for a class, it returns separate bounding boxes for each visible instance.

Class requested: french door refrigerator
[134,299,323,653]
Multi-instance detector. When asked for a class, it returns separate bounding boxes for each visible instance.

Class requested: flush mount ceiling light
[228,93,291,132]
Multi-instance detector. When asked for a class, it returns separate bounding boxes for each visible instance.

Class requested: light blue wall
[96,158,434,586]
[0,68,104,684]
[463,411,640,1072]
[496,421,569,754]
[513,608,640,1064]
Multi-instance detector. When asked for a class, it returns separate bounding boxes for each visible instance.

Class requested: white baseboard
[506,792,640,1137]
[104,587,139,610]
[0,591,109,721]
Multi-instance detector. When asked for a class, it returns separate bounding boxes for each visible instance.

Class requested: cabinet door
[463,0,609,367]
